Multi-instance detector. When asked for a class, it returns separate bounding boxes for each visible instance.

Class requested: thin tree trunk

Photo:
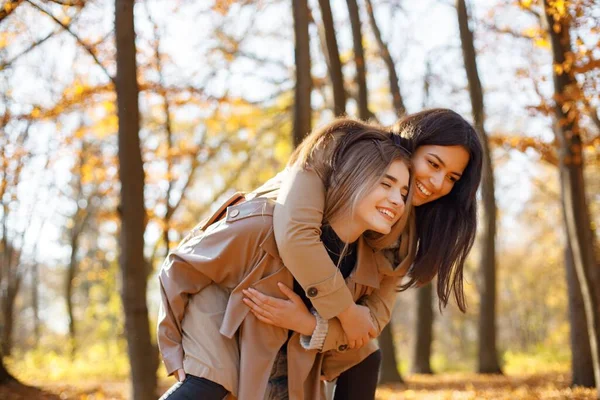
[31,262,40,346]
[317,0,345,116]
[412,283,433,374]
[345,0,370,120]
[364,0,406,117]
[566,243,595,387]
[1,279,19,357]
[292,0,312,147]
[378,324,404,384]
[66,233,79,358]
[0,351,15,384]
[456,0,502,374]
[543,1,600,393]
[115,1,158,399]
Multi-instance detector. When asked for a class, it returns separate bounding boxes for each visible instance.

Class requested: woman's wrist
[301,314,317,336]
[337,303,357,324]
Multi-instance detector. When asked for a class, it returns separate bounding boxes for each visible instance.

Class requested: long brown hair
[392,109,483,312]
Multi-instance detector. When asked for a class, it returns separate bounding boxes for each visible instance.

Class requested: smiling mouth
[416,181,432,197]
[377,207,396,222]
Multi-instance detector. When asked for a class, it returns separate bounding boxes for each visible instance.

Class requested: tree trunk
[0,351,15,385]
[31,263,40,346]
[292,0,312,147]
[1,280,19,357]
[378,324,404,384]
[412,283,433,374]
[364,0,406,117]
[543,1,600,393]
[317,0,345,116]
[345,0,370,120]
[566,244,595,387]
[115,1,158,399]
[66,233,79,358]
[456,0,502,374]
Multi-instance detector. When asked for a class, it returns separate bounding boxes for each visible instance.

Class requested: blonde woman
[157,120,413,400]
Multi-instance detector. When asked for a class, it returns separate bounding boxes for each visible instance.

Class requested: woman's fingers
[250,309,275,326]
[243,288,287,310]
[243,297,274,318]
[243,288,271,307]
[277,282,301,302]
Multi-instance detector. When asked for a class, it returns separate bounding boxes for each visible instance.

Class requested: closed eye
[381,182,392,188]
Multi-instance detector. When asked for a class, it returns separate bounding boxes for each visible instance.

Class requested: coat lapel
[351,236,381,289]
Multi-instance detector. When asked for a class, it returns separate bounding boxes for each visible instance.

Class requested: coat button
[307,287,318,297]
[229,209,240,217]
[338,344,348,351]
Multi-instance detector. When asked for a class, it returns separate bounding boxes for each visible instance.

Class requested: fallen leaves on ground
[0,373,596,399]
[376,373,596,399]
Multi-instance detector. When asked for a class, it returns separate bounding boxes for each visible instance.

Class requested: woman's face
[411,145,470,206]
[354,160,410,235]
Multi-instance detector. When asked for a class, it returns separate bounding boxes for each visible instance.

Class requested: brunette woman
[247,109,483,400]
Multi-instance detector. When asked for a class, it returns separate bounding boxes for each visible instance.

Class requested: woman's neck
[329,218,363,243]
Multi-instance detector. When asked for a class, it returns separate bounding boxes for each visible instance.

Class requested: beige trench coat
[157,168,416,400]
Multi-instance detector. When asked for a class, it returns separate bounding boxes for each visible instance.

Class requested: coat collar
[352,236,381,289]
[259,227,282,262]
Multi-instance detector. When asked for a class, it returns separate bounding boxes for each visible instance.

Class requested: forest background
[0,0,598,399]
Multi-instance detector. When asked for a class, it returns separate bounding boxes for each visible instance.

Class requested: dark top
[293,224,358,310]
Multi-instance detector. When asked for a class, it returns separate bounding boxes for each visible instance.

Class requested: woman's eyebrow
[384,174,398,182]
[428,153,446,167]
[429,153,463,177]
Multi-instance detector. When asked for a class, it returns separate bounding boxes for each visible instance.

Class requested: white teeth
[378,208,395,219]
[416,181,432,196]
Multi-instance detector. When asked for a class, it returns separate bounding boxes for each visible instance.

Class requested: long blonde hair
[290,118,414,250]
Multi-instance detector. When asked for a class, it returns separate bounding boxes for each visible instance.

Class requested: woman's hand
[337,303,377,349]
[175,368,186,382]
[243,282,317,336]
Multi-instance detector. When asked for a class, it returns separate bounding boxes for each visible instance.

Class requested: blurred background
[0,0,598,399]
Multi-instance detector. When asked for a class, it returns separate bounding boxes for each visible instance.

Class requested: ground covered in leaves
[0,373,596,399]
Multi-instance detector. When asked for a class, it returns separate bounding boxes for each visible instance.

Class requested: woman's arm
[274,167,376,345]
[318,274,400,352]
[242,276,398,352]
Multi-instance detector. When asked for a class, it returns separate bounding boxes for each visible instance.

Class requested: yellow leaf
[74,84,85,95]
[534,37,550,49]
[554,64,563,75]
[520,0,532,8]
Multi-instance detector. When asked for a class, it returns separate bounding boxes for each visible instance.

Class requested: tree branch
[0,0,25,24]
[1,30,59,70]
[25,0,115,84]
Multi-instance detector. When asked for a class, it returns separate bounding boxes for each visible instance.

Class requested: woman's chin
[370,224,392,235]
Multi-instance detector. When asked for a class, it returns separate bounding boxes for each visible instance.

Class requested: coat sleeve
[318,273,401,352]
[157,212,270,375]
[318,217,417,353]
[273,167,354,320]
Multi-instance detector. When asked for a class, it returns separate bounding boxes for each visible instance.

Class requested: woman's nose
[430,173,444,192]
[388,189,404,207]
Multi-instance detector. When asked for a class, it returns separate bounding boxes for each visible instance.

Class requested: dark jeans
[334,349,382,400]
[159,374,228,400]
